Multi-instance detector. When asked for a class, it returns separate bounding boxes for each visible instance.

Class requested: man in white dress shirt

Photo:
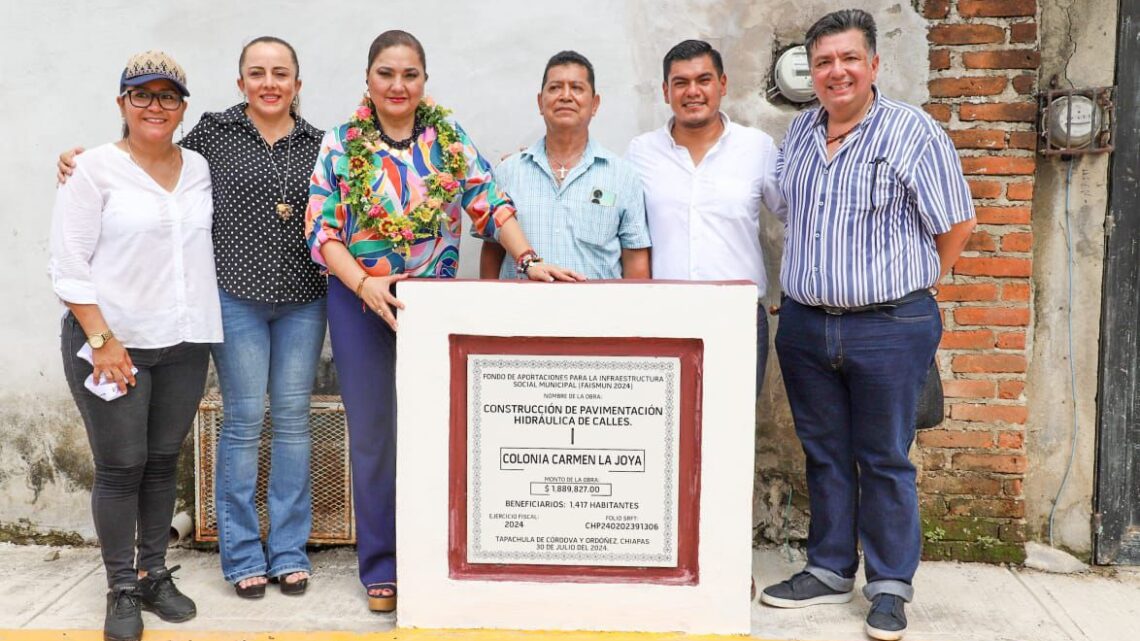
[626,39,784,397]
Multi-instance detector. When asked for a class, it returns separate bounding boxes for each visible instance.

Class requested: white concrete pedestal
[395,280,757,634]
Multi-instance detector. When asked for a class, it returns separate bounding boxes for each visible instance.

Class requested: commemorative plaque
[467,354,680,567]
[447,334,702,584]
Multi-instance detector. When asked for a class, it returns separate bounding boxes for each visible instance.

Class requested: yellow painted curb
[397,631,750,641]
[0,629,757,641]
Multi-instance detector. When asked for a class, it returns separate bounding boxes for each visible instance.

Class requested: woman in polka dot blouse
[59,37,325,600]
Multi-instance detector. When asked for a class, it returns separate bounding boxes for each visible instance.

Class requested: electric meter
[1043,95,1101,148]
[773,45,815,103]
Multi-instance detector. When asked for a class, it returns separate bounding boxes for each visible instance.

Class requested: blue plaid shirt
[489,138,650,280]
[778,89,975,308]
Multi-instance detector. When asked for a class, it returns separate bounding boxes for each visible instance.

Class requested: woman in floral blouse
[306,29,582,613]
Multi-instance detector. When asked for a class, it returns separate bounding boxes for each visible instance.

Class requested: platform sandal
[366,582,396,613]
[273,572,309,596]
[234,576,267,600]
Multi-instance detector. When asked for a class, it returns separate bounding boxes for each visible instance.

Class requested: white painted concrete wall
[0,0,926,535]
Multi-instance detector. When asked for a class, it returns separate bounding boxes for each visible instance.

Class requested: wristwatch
[87,329,114,349]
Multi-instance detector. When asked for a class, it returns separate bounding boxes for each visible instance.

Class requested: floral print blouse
[306,118,516,278]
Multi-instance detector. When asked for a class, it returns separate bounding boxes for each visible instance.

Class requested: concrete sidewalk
[1,542,1137,641]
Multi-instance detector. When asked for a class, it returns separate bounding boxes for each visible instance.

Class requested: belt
[813,289,934,316]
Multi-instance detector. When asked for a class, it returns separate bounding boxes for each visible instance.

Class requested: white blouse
[49,143,223,348]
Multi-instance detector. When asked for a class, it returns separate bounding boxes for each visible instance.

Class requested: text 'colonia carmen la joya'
[501,451,644,467]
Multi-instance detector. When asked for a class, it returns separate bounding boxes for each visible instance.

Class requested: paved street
[1,543,1137,640]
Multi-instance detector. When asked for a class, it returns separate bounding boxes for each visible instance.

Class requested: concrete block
[1024,541,1089,574]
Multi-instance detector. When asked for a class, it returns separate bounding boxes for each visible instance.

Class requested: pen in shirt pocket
[868,157,889,209]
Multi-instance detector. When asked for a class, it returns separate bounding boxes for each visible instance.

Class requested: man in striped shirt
[479,51,651,280]
[758,10,975,641]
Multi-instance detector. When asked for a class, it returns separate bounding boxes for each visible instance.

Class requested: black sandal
[366,583,396,613]
[234,577,267,599]
[276,573,309,596]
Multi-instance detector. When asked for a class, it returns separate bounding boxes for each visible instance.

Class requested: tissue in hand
[77,343,138,402]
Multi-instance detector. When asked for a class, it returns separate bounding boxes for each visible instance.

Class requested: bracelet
[524,255,543,275]
[515,249,542,275]
[515,249,537,272]
[354,273,370,298]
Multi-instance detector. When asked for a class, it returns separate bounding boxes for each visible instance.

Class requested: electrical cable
[1048,157,1081,547]
[781,486,795,562]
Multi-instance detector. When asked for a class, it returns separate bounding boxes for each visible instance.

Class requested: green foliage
[924,525,947,543]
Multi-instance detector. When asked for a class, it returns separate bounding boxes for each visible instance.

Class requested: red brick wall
[918,0,1038,563]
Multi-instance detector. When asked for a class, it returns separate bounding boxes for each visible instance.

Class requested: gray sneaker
[759,571,854,608]
[865,594,907,640]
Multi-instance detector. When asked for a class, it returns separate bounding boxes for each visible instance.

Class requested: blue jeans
[774,294,940,602]
[212,289,327,584]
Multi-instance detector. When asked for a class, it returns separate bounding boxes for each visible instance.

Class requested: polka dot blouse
[180,104,326,304]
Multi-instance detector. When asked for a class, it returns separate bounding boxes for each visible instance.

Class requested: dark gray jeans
[61,313,209,588]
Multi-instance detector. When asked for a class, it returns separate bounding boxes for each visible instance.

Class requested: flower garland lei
[343,96,467,255]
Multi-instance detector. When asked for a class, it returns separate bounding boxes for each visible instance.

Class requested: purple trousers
[327,277,396,587]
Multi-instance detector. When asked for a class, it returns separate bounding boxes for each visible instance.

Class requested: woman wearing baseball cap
[49,50,219,641]
[59,38,327,603]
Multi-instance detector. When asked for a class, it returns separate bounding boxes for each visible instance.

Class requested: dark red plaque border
[448,335,703,585]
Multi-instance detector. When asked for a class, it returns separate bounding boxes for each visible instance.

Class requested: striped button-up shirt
[490,138,650,280]
[777,89,975,308]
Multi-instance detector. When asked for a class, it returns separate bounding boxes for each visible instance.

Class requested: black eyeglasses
[122,89,183,110]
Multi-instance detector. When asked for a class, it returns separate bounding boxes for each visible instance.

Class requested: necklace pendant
[557,165,569,180]
[276,202,294,220]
